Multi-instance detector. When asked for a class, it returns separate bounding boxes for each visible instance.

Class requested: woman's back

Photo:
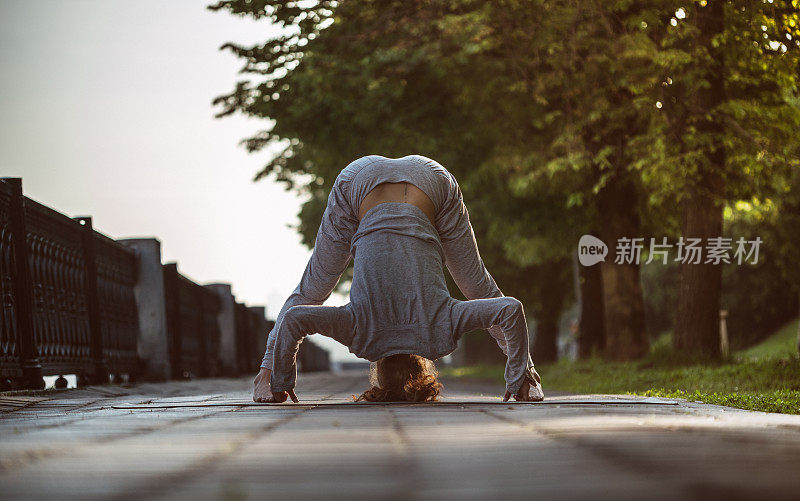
[348,201,456,361]
[357,181,436,224]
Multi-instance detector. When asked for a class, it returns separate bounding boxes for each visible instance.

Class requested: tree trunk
[674,180,724,357]
[597,174,649,361]
[674,0,725,359]
[578,260,605,358]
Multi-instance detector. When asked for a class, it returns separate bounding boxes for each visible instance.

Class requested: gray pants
[263,155,539,394]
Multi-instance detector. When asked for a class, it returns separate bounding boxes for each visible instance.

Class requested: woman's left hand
[262,389,299,403]
[503,381,537,402]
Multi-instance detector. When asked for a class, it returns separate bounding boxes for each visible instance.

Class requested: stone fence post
[119,238,171,381]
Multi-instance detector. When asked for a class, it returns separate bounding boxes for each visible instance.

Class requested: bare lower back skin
[358,182,436,224]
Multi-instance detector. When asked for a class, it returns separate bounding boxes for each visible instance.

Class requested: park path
[1,371,800,500]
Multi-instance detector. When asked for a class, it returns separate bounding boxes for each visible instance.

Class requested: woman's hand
[503,380,539,402]
[253,368,272,402]
[254,368,300,403]
[262,389,299,403]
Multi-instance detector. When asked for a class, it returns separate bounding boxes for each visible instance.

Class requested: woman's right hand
[254,368,300,403]
[503,380,533,401]
[253,368,272,403]
[502,379,544,402]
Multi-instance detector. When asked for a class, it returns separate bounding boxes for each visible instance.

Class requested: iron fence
[163,263,221,380]
[235,302,256,373]
[0,178,145,388]
[94,230,141,377]
[0,180,21,381]
[0,178,326,390]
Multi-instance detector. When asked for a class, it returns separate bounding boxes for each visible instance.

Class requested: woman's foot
[253,368,272,402]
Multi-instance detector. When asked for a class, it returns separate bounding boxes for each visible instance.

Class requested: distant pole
[571,253,582,361]
[719,310,729,359]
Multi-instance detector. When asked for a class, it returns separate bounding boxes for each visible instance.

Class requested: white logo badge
[578,235,608,266]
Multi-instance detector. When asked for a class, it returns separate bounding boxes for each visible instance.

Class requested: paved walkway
[2,371,800,500]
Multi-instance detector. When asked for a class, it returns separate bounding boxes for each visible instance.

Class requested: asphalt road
[1,371,799,500]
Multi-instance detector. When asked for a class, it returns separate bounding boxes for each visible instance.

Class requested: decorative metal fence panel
[163,263,221,379]
[0,181,20,379]
[234,302,247,373]
[94,231,141,376]
[0,179,144,387]
[199,287,221,377]
[24,197,93,377]
[235,302,268,372]
[177,277,203,377]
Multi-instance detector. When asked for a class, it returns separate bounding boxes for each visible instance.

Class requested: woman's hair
[354,354,442,402]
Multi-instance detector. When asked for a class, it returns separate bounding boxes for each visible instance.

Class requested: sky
[0,0,355,361]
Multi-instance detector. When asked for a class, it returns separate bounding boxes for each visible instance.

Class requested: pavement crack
[384,408,421,500]
[385,408,411,452]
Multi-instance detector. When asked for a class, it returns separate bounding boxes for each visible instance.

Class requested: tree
[637,0,800,358]
[470,0,664,360]
[210,0,800,365]
[208,0,665,362]
[208,0,577,363]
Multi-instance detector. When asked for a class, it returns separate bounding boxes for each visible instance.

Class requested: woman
[253,154,544,403]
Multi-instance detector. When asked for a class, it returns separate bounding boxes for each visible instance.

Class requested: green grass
[737,318,799,360]
[638,389,800,415]
[442,318,800,415]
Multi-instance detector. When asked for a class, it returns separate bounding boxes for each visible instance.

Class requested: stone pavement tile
[0,407,239,464]
[3,373,800,500]
[1,408,244,475]
[156,406,418,501]
[482,405,800,498]
[557,428,800,498]
[0,407,303,499]
[0,396,50,412]
[390,406,679,500]
[151,405,680,501]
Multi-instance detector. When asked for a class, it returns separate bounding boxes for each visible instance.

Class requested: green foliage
[637,0,800,203]
[210,0,800,353]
